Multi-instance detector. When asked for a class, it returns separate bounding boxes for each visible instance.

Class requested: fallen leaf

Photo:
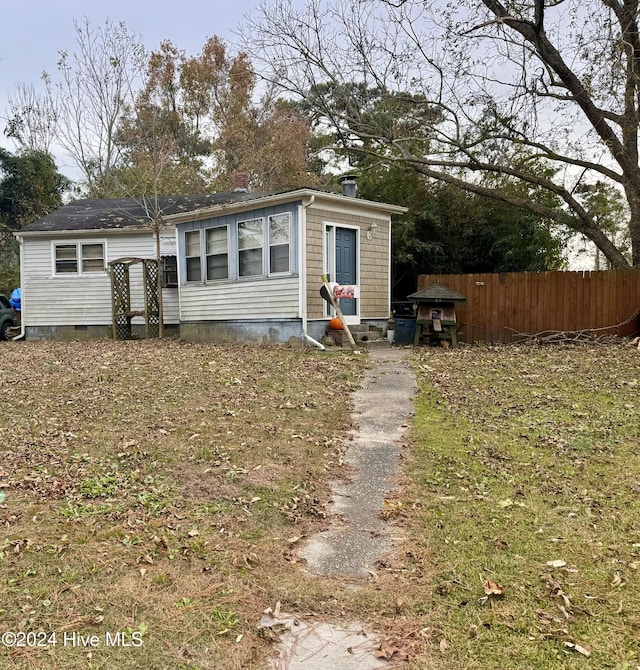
[439,638,448,653]
[564,641,591,657]
[546,559,567,569]
[483,580,505,596]
[611,572,622,587]
[498,498,513,508]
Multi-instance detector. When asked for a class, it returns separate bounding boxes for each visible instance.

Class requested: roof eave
[165,188,407,224]
[14,225,157,239]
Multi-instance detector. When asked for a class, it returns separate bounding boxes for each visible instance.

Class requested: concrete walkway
[262,346,417,669]
[300,346,416,577]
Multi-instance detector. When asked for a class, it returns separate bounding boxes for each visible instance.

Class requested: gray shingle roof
[408,284,467,302]
[20,192,274,232]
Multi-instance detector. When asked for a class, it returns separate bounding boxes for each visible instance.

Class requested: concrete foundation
[179,318,302,344]
[25,324,180,341]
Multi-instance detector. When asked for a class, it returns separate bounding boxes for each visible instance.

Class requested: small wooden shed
[408,284,466,347]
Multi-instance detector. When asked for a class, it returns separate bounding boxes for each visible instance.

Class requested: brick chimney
[233,172,249,193]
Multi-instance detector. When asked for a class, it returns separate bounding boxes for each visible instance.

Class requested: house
[14,183,406,343]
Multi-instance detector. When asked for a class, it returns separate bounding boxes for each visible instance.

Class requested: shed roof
[408,284,467,303]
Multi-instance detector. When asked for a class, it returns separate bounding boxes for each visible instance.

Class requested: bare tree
[52,18,146,196]
[112,103,190,339]
[4,81,58,152]
[245,0,640,267]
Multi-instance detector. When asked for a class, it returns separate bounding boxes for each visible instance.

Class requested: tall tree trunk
[627,190,640,268]
[155,224,164,338]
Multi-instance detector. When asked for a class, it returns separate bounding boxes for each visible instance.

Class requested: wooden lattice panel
[110,262,132,340]
[143,259,160,339]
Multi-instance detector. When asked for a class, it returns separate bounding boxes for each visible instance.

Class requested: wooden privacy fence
[416,270,640,344]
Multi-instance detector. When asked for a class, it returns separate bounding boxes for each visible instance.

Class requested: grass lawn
[405,343,640,669]
[1,339,639,669]
[0,339,370,669]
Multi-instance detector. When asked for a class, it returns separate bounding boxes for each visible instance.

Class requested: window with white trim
[268,213,291,274]
[206,226,229,280]
[185,231,202,281]
[54,242,105,275]
[238,218,264,277]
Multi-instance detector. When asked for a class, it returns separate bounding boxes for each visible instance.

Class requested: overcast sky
[0,0,261,151]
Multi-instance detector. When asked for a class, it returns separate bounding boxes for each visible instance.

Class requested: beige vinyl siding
[23,231,179,326]
[305,206,391,320]
[180,276,300,322]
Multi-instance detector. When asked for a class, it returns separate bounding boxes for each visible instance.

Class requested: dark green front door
[335,227,357,315]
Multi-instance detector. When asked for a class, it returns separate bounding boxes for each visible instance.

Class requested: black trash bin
[394,317,416,345]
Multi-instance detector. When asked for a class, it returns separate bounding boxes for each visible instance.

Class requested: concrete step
[325,328,393,349]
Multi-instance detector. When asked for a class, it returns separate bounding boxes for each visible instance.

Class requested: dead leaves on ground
[412,344,640,667]
[0,340,366,668]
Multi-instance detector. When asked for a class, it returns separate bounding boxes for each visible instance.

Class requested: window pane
[207,253,228,280]
[206,227,227,255]
[82,259,104,272]
[186,256,201,282]
[270,245,289,274]
[56,245,76,260]
[55,245,78,273]
[82,244,103,259]
[238,219,263,250]
[269,214,290,246]
[239,248,262,276]
[186,231,201,257]
[81,243,104,272]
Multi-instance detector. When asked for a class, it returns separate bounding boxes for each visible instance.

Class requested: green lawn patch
[404,344,640,669]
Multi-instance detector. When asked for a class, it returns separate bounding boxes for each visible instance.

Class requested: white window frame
[268,212,291,276]
[52,240,107,276]
[205,225,230,281]
[237,217,265,278]
[185,230,202,282]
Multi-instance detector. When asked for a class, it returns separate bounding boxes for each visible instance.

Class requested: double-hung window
[54,242,105,275]
[238,218,264,277]
[185,231,202,282]
[268,213,291,274]
[206,227,229,280]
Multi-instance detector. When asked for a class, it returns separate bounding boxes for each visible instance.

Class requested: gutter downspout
[299,197,324,351]
[12,234,25,341]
